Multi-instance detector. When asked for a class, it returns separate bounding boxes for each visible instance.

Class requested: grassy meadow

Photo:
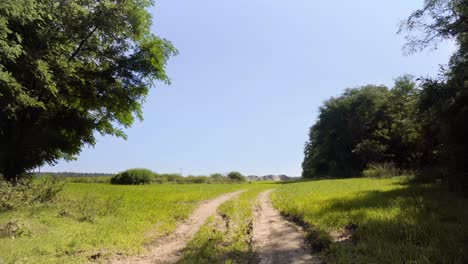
[271,177,468,263]
[0,177,466,264]
[0,183,245,263]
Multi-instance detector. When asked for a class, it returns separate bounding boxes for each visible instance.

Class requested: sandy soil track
[252,189,320,264]
[111,190,245,264]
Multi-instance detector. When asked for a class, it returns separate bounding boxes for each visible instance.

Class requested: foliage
[62,175,112,184]
[0,176,63,211]
[0,0,177,182]
[400,0,468,192]
[362,162,401,178]
[210,173,224,179]
[152,173,242,184]
[271,177,468,263]
[42,171,246,185]
[37,172,114,177]
[110,168,154,185]
[399,0,468,53]
[227,171,246,182]
[302,77,420,178]
[0,183,245,263]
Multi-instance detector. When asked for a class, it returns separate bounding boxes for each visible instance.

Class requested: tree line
[302,0,468,193]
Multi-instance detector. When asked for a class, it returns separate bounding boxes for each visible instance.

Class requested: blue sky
[43,0,454,176]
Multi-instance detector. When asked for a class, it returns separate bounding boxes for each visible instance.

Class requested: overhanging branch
[68,26,97,62]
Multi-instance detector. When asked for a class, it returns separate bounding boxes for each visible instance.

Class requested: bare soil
[252,190,321,264]
[111,190,245,264]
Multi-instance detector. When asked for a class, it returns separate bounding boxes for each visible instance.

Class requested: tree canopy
[304,0,468,193]
[0,0,177,182]
[302,77,419,178]
[401,0,468,191]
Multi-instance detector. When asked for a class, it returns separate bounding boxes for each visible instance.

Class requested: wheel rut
[252,189,321,264]
[111,190,245,264]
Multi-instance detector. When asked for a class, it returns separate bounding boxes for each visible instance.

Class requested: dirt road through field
[112,190,245,264]
[252,189,320,264]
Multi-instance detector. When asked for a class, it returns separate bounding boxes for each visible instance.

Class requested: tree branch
[68,26,97,62]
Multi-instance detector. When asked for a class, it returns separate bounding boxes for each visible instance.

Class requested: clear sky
[43,0,454,176]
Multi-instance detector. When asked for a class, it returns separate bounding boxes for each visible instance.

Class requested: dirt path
[252,189,321,264]
[112,190,245,264]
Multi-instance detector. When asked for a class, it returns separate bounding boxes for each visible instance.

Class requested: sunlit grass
[0,183,245,263]
[271,177,468,263]
[179,183,277,263]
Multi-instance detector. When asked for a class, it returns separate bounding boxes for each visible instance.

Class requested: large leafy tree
[0,0,177,182]
[401,0,468,192]
[303,85,390,178]
[302,78,420,178]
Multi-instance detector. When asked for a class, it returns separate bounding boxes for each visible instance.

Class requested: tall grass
[271,177,468,263]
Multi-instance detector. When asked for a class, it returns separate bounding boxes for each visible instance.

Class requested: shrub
[161,173,183,182]
[362,162,400,178]
[110,168,154,185]
[227,171,246,182]
[0,176,63,211]
[63,176,112,184]
[183,176,209,184]
[30,176,64,203]
[210,173,224,179]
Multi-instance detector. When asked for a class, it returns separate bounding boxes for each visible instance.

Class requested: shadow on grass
[265,178,329,185]
[314,182,468,263]
[177,235,253,264]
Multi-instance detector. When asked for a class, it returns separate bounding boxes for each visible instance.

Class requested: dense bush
[110,170,247,185]
[362,163,401,178]
[62,176,112,184]
[152,173,240,184]
[110,168,154,185]
[210,173,224,179]
[0,176,63,211]
[227,171,246,182]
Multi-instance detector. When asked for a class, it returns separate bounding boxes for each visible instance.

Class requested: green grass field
[271,177,468,263]
[0,183,245,263]
[1,177,467,264]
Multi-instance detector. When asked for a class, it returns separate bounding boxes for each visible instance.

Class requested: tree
[227,171,246,182]
[0,0,177,182]
[302,78,420,178]
[399,0,468,54]
[302,85,391,178]
[401,0,468,192]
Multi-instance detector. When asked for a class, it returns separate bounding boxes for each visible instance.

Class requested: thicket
[303,0,468,193]
[107,169,246,185]
[0,176,63,211]
[227,171,247,182]
[110,168,154,185]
